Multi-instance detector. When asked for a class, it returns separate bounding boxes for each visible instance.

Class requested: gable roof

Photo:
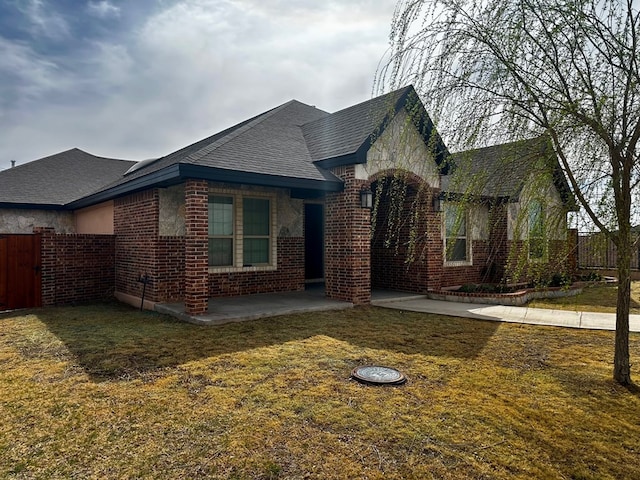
[0,149,135,208]
[442,136,575,207]
[73,100,341,208]
[302,85,449,168]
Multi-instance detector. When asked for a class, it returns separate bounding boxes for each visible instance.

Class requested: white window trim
[208,187,277,273]
[443,203,473,267]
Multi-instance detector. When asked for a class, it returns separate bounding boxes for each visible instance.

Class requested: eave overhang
[67,163,344,210]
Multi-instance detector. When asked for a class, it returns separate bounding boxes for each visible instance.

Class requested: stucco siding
[75,201,114,234]
[0,208,74,234]
[358,111,440,187]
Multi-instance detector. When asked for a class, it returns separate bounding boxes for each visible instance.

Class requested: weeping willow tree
[376,0,640,385]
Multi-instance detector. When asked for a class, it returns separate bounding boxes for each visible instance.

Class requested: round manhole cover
[351,365,407,386]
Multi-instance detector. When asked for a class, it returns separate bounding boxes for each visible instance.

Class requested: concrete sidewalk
[373,296,640,332]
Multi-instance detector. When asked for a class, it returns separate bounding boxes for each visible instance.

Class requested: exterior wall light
[432,195,442,212]
[360,187,373,209]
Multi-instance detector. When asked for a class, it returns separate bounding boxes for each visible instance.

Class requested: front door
[304,204,324,281]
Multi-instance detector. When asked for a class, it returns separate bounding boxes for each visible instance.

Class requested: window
[208,196,234,266]
[208,193,273,268]
[445,203,468,263]
[528,200,545,260]
[243,197,270,265]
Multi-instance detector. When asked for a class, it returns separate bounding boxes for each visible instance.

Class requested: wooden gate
[0,234,42,311]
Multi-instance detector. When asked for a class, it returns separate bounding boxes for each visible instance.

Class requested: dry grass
[528,281,640,313]
[1,301,640,479]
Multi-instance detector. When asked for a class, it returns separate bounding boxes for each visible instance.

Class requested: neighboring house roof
[442,136,576,207]
[0,149,135,208]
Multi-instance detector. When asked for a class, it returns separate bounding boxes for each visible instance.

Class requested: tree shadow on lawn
[29,301,500,382]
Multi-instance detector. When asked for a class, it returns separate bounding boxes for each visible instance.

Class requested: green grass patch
[1,301,639,479]
[528,281,640,313]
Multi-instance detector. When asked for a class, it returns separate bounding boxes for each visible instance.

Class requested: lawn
[1,302,640,479]
[528,280,640,314]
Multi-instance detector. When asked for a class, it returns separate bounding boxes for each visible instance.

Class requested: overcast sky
[0,0,397,171]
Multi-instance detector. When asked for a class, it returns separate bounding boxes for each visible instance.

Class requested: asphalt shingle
[0,149,135,206]
[302,86,413,162]
[443,136,573,204]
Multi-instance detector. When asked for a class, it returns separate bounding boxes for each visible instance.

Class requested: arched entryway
[370,171,442,294]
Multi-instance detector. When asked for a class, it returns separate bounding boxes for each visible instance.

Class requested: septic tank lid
[351,365,406,385]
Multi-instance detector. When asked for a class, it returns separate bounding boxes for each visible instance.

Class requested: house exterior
[0,86,576,314]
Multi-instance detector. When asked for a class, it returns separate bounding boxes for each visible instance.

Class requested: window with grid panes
[528,200,546,260]
[444,203,468,262]
[208,196,234,266]
[242,197,270,265]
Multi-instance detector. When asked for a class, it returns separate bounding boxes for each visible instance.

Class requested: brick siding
[325,165,371,304]
[156,236,185,302]
[114,190,160,302]
[209,237,304,297]
[37,228,115,306]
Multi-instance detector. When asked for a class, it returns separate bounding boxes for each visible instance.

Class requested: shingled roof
[0,149,135,208]
[442,136,575,206]
[302,85,449,167]
[98,99,334,189]
[2,85,450,209]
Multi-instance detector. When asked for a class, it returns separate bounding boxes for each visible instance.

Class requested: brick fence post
[568,228,578,274]
[33,227,55,306]
[184,180,209,315]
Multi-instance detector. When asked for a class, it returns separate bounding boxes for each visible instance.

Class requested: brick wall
[156,236,184,302]
[503,238,572,284]
[37,228,115,306]
[114,190,160,302]
[112,183,307,312]
[209,237,304,297]
[325,165,371,304]
[440,240,491,287]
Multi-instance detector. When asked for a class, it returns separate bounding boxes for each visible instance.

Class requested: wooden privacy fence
[577,232,640,270]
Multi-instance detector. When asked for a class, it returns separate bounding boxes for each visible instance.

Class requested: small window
[528,200,545,260]
[243,197,270,265]
[208,196,234,266]
[445,203,468,262]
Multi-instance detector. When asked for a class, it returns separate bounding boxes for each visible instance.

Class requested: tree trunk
[613,240,632,385]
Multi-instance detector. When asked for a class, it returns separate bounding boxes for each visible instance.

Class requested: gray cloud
[86,1,121,19]
[0,0,396,170]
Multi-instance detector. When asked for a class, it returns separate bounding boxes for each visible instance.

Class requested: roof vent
[124,157,160,175]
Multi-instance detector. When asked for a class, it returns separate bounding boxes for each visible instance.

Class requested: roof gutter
[0,202,65,210]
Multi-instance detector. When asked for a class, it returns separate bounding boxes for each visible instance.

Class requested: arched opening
[370,172,440,294]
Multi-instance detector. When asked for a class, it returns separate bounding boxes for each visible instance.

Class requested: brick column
[184,180,209,315]
[325,165,371,304]
[568,228,578,274]
[34,227,54,306]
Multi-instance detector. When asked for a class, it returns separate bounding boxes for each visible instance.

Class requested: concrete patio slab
[156,287,353,325]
